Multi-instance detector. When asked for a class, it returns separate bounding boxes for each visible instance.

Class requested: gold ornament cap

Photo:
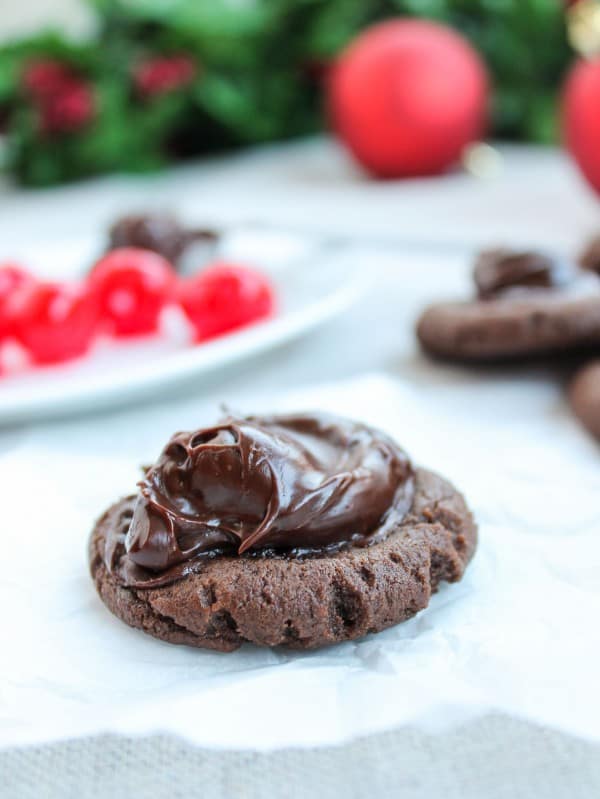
[568,0,600,57]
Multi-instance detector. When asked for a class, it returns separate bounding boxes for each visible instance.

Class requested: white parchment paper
[1,369,600,751]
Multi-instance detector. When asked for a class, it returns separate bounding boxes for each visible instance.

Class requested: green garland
[0,0,571,186]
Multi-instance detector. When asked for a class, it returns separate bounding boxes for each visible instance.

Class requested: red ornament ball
[328,19,489,177]
[563,57,600,195]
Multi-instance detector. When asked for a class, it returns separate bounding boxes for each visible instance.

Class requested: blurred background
[1,0,600,414]
[0,0,576,185]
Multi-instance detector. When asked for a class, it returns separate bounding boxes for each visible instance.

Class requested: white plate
[0,228,366,425]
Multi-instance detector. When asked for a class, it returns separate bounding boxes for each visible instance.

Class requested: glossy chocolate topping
[474,249,572,299]
[105,414,414,587]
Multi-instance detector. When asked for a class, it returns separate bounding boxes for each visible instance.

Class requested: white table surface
[1,138,599,798]
[2,136,599,253]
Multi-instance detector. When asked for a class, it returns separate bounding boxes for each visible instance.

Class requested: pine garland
[0,0,571,185]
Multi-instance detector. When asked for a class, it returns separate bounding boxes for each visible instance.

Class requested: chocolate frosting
[474,249,572,299]
[105,414,414,588]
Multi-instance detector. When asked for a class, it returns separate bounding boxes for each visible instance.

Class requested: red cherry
[12,281,100,365]
[89,247,176,337]
[178,262,275,342]
[0,264,34,341]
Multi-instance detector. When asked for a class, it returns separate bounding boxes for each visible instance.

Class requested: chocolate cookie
[417,249,600,361]
[578,235,600,275]
[89,414,477,651]
[569,360,600,441]
[108,212,219,269]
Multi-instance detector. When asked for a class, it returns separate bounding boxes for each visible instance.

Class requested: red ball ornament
[328,19,489,177]
[563,57,600,195]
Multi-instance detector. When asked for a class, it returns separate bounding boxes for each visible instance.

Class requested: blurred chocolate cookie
[417,248,600,360]
[108,213,219,269]
[578,235,600,275]
[569,360,600,441]
[473,249,571,298]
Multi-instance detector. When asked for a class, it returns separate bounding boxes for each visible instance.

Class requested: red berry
[40,81,96,135]
[12,281,100,365]
[21,60,74,98]
[178,263,275,342]
[0,264,34,340]
[89,248,176,337]
[134,56,196,97]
